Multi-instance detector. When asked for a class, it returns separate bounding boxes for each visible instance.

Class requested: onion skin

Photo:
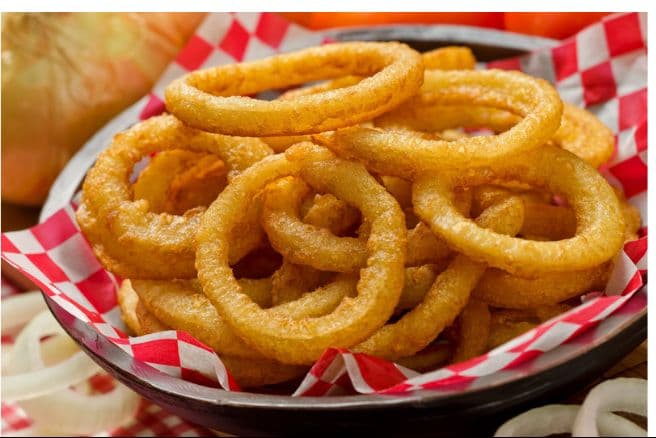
[1,12,205,205]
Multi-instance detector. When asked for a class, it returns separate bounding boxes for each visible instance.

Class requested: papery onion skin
[2,12,204,205]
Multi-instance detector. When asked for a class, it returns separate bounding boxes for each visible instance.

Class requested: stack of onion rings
[75,41,637,389]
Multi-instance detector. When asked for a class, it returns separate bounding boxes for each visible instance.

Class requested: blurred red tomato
[279,13,504,30]
[504,12,611,39]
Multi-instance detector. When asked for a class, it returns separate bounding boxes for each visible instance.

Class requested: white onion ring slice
[2,310,100,402]
[572,378,647,437]
[494,404,646,437]
[18,379,141,436]
[1,291,46,334]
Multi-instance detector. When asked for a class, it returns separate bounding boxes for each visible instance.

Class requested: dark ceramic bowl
[41,25,647,436]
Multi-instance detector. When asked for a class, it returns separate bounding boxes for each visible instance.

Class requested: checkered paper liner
[0,10,647,417]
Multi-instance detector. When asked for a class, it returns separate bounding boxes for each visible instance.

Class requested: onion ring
[495,404,646,437]
[262,177,366,272]
[488,321,536,350]
[376,102,613,169]
[196,143,406,364]
[270,260,332,306]
[17,372,140,436]
[259,46,474,151]
[394,264,443,312]
[492,305,573,325]
[164,42,423,136]
[521,202,577,240]
[487,305,573,349]
[353,197,524,360]
[135,299,169,333]
[122,283,308,387]
[453,299,491,363]
[262,176,469,272]
[412,146,625,276]
[3,310,101,402]
[325,69,563,178]
[474,263,610,309]
[572,378,647,437]
[301,193,361,236]
[132,150,227,215]
[117,279,143,335]
[395,341,452,372]
[1,290,46,334]
[77,114,271,279]
[471,185,576,240]
[422,46,476,70]
[125,278,269,359]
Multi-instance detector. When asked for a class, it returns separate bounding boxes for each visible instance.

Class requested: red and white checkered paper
[0,11,648,431]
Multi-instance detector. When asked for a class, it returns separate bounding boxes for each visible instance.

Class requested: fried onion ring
[473,263,610,309]
[165,42,423,136]
[262,177,366,272]
[301,193,361,236]
[325,69,563,178]
[453,299,491,363]
[258,46,473,151]
[262,176,469,272]
[77,114,271,279]
[352,196,524,360]
[270,260,332,306]
[117,280,143,335]
[376,101,613,168]
[471,185,576,240]
[421,46,476,70]
[121,281,307,387]
[132,150,228,215]
[395,341,452,372]
[487,305,572,349]
[196,143,406,364]
[412,146,624,276]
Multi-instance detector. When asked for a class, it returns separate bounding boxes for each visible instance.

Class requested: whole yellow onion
[1,12,205,205]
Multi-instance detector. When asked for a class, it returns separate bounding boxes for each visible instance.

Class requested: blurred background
[1,12,610,284]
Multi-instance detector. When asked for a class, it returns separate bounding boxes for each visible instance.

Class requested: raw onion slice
[18,379,141,436]
[494,404,646,437]
[1,291,46,333]
[572,378,647,437]
[2,308,141,434]
[2,310,100,401]
[1,344,13,374]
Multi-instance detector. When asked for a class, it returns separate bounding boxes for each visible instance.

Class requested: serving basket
[3,13,647,436]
